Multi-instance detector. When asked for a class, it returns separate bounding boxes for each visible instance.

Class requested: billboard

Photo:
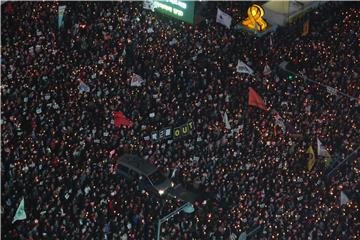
[154,0,195,24]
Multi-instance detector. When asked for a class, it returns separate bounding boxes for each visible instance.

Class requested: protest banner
[148,121,194,142]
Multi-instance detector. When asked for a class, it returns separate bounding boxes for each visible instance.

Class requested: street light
[156,202,194,240]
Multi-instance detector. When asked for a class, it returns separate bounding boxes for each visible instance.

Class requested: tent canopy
[262,1,324,26]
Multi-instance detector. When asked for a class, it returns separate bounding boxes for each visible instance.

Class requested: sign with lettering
[326,86,338,96]
[153,0,195,24]
[148,121,195,142]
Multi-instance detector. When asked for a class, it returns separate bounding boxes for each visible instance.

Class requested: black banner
[148,121,194,142]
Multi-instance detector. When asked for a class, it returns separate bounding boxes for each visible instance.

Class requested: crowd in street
[1,1,359,239]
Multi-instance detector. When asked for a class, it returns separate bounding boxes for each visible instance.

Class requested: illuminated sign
[154,0,195,24]
[149,120,195,142]
[242,4,268,32]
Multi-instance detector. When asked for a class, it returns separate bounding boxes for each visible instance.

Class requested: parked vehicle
[116,154,174,196]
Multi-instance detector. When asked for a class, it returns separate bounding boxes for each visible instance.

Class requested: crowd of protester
[1,1,359,239]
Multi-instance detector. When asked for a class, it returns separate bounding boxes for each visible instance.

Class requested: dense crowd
[1,1,359,240]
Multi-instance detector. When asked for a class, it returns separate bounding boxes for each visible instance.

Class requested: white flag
[169,38,177,46]
[340,191,349,205]
[263,64,272,75]
[326,86,338,95]
[58,5,66,29]
[238,232,247,240]
[78,81,90,93]
[216,8,232,29]
[317,138,331,157]
[12,198,27,223]
[274,114,286,134]
[236,60,254,75]
[223,112,231,130]
[143,0,156,12]
[130,74,145,87]
[171,163,180,179]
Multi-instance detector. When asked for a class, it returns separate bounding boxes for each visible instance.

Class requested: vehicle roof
[117,154,157,176]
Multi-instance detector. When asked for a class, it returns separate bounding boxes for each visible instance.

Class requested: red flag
[274,124,278,137]
[104,34,112,41]
[248,87,268,111]
[109,149,116,158]
[112,111,132,128]
[5,3,14,15]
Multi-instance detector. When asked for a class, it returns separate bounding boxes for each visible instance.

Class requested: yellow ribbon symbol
[242,4,268,32]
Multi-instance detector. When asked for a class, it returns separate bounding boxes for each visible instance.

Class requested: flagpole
[243,83,252,150]
[279,61,357,101]
[326,145,360,178]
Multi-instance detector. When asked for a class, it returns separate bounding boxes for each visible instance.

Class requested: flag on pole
[274,113,286,135]
[216,8,232,29]
[130,74,145,87]
[169,38,178,46]
[238,232,247,240]
[263,64,272,76]
[326,86,338,95]
[248,87,268,111]
[78,80,90,93]
[143,0,156,12]
[285,121,296,134]
[58,5,66,29]
[230,232,237,240]
[223,112,231,130]
[170,163,180,179]
[340,191,349,205]
[112,111,132,128]
[302,19,310,36]
[317,138,332,167]
[104,34,112,41]
[236,60,254,75]
[317,138,331,156]
[306,146,316,171]
[109,149,116,158]
[4,2,14,15]
[273,124,278,137]
[12,198,26,223]
[324,156,332,168]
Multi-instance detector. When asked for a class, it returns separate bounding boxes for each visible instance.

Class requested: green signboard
[154,0,195,24]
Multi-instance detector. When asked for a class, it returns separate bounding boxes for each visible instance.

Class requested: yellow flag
[306,146,316,171]
[302,19,309,36]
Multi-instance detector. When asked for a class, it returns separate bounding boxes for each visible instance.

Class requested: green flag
[324,156,332,168]
[12,198,26,223]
